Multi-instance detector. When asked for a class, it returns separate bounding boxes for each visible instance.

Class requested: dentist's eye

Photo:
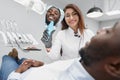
[72,12,78,16]
[65,14,70,18]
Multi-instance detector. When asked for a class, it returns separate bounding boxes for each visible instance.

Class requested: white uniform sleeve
[7,71,21,80]
[47,31,62,60]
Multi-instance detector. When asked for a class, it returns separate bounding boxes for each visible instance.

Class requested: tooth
[49,16,53,19]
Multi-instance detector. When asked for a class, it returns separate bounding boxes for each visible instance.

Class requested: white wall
[85,18,99,33]
[99,19,120,28]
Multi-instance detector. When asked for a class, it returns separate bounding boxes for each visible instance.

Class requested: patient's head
[79,22,120,80]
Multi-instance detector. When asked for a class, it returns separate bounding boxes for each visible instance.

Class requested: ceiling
[43,0,120,22]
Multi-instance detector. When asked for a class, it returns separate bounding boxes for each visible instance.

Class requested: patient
[1,22,120,80]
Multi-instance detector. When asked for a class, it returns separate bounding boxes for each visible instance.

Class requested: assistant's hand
[41,29,55,48]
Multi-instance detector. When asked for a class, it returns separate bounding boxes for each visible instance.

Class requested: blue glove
[47,21,54,37]
[41,21,55,48]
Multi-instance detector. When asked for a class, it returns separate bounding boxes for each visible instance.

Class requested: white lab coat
[47,27,94,60]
